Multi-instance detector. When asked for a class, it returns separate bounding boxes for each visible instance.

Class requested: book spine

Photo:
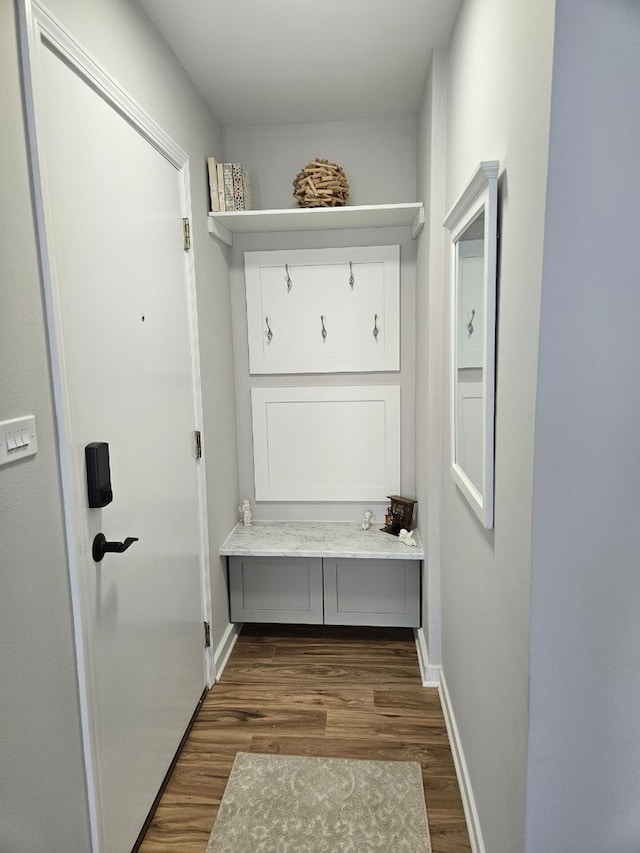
[207,157,220,212]
[214,163,251,211]
[243,168,252,211]
[223,163,235,211]
[232,164,249,211]
[216,162,226,211]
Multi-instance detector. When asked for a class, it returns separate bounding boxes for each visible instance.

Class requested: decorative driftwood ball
[293,159,350,207]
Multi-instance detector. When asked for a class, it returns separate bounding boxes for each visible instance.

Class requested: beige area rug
[207,752,432,853]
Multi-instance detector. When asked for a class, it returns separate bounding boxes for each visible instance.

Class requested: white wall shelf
[207,202,425,246]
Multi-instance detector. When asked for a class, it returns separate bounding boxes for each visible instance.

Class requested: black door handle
[92,532,139,562]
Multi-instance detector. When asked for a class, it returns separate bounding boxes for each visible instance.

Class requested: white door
[22,6,210,851]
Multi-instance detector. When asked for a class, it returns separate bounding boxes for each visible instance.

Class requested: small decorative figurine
[361,510,375,531]
[239,499,253,527]
[380,495,417,536]
[398,528,417,547]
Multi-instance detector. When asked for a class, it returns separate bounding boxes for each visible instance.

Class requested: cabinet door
[229,556,323,623]
[245,245,400,374]
[323,558,420,628]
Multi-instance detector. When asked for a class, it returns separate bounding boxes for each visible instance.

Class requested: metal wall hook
[265,317,273,342]
[320,315,327,341]
[373,314,379,341]
[92,532,139,562]
[285,264,292,292]
[466,308,476,337]
[348,261,354,288]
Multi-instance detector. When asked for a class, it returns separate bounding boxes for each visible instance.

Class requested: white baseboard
[438,668,486,853]
[213,620,242,680]
[413,627,441,687]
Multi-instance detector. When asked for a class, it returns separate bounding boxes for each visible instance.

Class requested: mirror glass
[455,211,485,494]
[444,161,498,529]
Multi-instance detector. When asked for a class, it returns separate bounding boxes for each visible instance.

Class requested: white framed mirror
[444,161,499,529]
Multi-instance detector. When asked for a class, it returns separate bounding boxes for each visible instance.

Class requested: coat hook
[320,315,327,341]
[373,314,379,341]
[466,308,476,337]
[265,317,273,342]
[349,261,354,288]
[285,264,292,292]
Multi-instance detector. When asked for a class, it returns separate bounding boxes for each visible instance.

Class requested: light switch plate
[0,416,38,467]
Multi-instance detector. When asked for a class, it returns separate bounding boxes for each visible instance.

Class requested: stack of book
[208,158,252,212]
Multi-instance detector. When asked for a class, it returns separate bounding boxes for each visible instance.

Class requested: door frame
[18,2,215,848]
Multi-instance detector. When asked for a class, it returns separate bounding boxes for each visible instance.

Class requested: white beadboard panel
[245,245,400,374]
[251,385,401,501]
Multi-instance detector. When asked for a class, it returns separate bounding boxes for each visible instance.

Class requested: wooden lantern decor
[293,159,350,208]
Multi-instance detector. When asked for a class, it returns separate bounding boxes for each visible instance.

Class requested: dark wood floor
[139,624,471,852]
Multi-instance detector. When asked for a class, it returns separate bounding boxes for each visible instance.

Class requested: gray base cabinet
[323,558,420,627]
[229,555,420,628]
[229,556,323,624]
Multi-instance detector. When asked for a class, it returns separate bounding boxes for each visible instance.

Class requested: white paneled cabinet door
[245,246,400,373]
[25,10,207,852]
[251,386,401,502]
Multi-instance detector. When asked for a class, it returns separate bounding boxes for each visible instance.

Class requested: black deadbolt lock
[85,442,113,508]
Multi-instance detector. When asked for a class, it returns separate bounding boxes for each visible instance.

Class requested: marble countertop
[219,521,424,560]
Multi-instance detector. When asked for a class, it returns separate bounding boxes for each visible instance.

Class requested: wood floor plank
[373,685,446,713]
[270,635,417,650]
[428,824,475,853]
[270,648,420,664]
[179,733,251,757]
[159,753,231,805]
[138,625,472,853]
[226,642,277,661]
[192,707,327,736]
[220,660,422,684]
[248,735,456,771]
[325,708,450,743]
[203,684,374,711]
[138,802,215,852]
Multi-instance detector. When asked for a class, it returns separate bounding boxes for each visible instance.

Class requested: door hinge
[182,217,191,250]
[204,621,211,648]
[194,430,202,459]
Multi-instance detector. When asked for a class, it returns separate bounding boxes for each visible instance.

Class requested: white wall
[526,1,640,849]
[422,1,555,851]
[223,118,417,210]
[0,1,237,848]
[0,6,91,847]
[225,118,418,522]
[229,226,417,523]
[416,50,448,669]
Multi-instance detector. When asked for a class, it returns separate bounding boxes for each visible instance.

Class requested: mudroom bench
[220,521,424,628]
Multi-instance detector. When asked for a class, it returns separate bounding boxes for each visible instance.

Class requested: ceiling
[138,0,461,127]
